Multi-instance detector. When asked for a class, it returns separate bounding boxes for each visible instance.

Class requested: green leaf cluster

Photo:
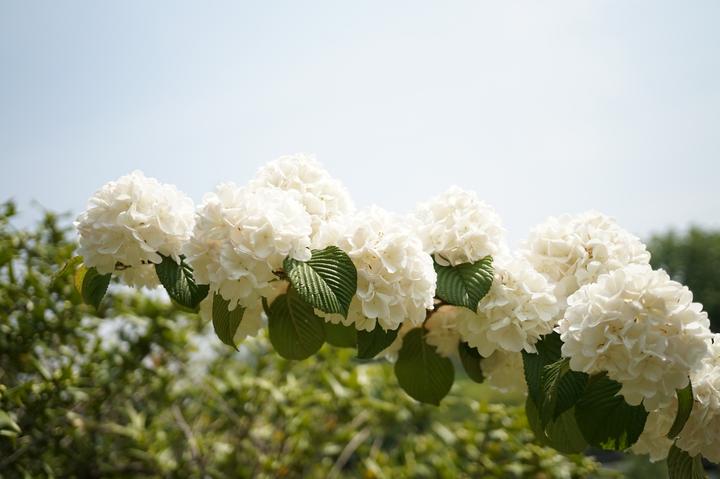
[522,333,648,454]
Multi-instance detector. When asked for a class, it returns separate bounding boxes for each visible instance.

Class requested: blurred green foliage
[648,227,720,332]
[0,202,610,478]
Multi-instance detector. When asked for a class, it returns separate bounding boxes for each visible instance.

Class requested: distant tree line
[648,227,720,332]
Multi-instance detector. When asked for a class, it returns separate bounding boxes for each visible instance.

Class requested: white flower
[482,350,528,394]
[424,307,462,357]
[380,306,461,360]
[633,336,720,462]
[75,170,195,288]
[457,255,559,357]
[185,184,311,309]
[675,335,720,462]
[559,264,712,410]
[413,186,505,266]
[631,404,676,462]
[522,211,650,303]
[249,154,354,239]
[315,207,436,331]
[321,297,376,331]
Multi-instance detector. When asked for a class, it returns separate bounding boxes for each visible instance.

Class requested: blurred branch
[329,425,372,479]
[172,404,207,478]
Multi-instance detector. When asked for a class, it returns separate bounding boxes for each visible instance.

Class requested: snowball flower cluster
[632,336,720,462]
[522,211,651,303]
[423,307,464,357]
[381,306,462,360]
[558,264,712,410]
[249,154,354,240]
[481,351,527,394]
[75,170,195,288]
[316,207,435,331]
[413,186,505,266]
[674,336,720,462]
[184,183,311,309]
[630,402,677,461]
[75,156,720,470]
[457,256,559,357]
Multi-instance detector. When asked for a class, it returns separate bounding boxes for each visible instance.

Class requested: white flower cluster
[675,336,720,462]
[76,157,720,466]
[523,211,651,304]
[424,307,464,357]
[249,154,354,240]
[413,186,505,266]
[481,350,527,394]
[457,255,559,357]
[558,264,712,410]
[632,336,720,462]
[184,183,312,310]
[630,403,676,462]
[317,207,436,331]
[75,170,195,288]
[381,306,463,360]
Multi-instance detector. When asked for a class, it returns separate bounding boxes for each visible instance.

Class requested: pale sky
[1,1,719,244]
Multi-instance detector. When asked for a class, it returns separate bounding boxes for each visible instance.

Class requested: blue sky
[1,1,719,243]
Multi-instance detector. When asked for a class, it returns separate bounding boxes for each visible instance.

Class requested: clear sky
[1,1,719,244]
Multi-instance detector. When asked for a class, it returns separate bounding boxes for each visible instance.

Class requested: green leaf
[74,265,111,309]
[211,293,245,350]
[0,410,20,433]
[394,328,454,405]
[283,246,357,317]
[574,373,648,450]
[323,321,357,348]
[535,332,563,359]
[268,289,326,360]
[667,445,706,479]
[458,342,484,383]
[667,381,694,439]
[522,332,564,409]
[434,256,493,311]
[540,357,588,427]
[155,254,209,310]
[356,324,399,359]
[526,396,587,454]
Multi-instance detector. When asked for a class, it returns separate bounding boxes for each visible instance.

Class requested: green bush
[0,203,609,478]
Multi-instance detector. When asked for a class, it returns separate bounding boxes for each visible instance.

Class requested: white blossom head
[75,170,195,288]
[630,404,676,462]
[315,206,436,331]
[413,186,505,266]
[481,350,528,394]
[184,183,311,309]
[379,307,461,360]
[424,307,463,357]
[522,211,651,303]
[633,336,720,462]
[457,255,560,357]
[249,154,354,239]
[558,264,712,410]
[674,336,720,462]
